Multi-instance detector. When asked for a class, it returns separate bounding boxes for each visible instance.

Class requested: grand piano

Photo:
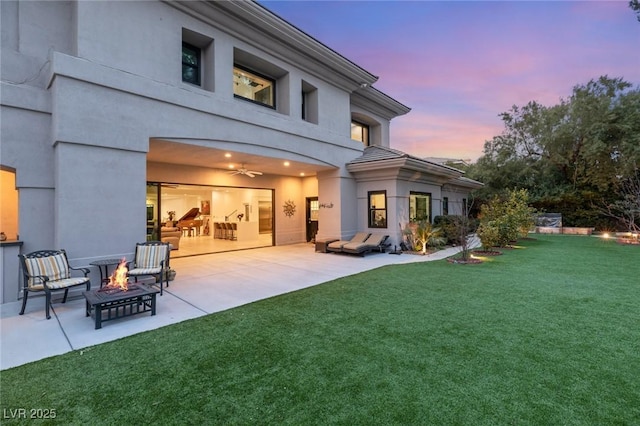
[177,207,203,236]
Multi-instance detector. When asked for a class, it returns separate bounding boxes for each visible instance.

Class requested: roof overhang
[167,1,378,92]
[347,157,463,184]
[351,87,411,120]
[444,177,485,191]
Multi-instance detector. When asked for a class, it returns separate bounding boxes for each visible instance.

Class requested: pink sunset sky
[260,1,640,162]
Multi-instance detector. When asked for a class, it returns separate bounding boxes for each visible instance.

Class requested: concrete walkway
[1,239,478,370]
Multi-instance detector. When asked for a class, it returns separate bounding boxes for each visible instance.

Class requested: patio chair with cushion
[327,232,371,253]
[342,234,390,256]
[18,249,92,319]
[127,241,170,295]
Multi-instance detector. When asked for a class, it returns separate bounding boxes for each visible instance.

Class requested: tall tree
[468,76,640,229]
[630,0,640,22]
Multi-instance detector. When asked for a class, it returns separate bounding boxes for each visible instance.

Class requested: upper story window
[233,65,275,108]
[182,42,201,86]
[368,190,387,228]
[351,121,370,145]
[302,80,318,124]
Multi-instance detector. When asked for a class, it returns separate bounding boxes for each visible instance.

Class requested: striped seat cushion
[135,245,168,269]
[24,254,70,288]
[28,277,89,291]
[128,267,162,276]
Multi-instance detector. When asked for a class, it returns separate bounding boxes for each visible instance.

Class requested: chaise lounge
[327,232,371,253]
[342,234,390,256]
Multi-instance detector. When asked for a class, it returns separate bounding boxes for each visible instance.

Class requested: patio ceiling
[148,139,335,178]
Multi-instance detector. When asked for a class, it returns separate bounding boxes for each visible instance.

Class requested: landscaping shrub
[478,189,536,246]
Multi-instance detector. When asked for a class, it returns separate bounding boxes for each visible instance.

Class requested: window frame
[351,120,370,145]
[409,191,432,223]
[182,42,201,86]
[233,64,276,109]
[368,190,387,229]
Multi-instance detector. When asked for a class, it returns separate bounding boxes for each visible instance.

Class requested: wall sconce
[319,202,334,209]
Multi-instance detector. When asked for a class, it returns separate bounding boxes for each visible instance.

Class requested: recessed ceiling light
[284,161,290,167]
[225,153,232,158]
[228,164,235,169]
[300,172,305,176]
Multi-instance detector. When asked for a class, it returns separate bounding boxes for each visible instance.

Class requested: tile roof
[348,146,459,172]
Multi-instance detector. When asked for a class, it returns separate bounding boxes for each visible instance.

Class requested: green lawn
[2,235,639,425]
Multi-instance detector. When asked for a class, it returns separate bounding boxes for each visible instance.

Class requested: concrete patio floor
[1,240,478,370]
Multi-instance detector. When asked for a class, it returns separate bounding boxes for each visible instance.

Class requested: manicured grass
[2,235,639,425]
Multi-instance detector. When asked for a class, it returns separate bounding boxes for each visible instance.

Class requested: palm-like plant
[413,221,445,254]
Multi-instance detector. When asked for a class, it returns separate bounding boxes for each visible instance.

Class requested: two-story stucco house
[0,0,481,303]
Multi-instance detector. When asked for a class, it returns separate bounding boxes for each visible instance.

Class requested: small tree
[479,189,536,247]
[507,189,537,238]
[448,195,476,261]
[477,220,501,250]
[600,168,640,233]
[413,221,445,254]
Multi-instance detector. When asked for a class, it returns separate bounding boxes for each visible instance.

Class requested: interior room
[146,183,274,257]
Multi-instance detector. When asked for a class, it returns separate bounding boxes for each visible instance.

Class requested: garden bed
[472,250,503,256]
[447,257,483,264]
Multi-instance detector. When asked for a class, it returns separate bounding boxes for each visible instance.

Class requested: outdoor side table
[90,258,124,288]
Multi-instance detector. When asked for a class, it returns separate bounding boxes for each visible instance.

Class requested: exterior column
[315,168,357,240]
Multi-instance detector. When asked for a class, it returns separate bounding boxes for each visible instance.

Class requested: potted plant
[167,211,176,226]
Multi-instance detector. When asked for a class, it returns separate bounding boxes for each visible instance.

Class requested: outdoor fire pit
[83,283,159,329]
[83,259,159,329]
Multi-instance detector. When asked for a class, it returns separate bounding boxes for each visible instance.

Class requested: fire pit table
[83,284,159,329]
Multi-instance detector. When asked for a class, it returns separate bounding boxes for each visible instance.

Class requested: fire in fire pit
[98,258,135,294]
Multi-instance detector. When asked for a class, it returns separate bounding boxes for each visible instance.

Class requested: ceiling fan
[228,164,263,178]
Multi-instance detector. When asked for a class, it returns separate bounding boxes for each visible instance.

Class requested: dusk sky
[260,1,640,162]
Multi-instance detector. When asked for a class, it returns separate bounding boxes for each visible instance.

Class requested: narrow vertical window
[443,197,449,216]
[301,80,318,123]
[302,89,306,120]
[368,190,387,228]
[182,42,201,85]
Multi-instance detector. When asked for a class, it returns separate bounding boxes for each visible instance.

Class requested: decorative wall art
[283,200,296,218]
[201,200,210,216]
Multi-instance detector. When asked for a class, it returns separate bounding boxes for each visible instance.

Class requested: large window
[410,192,432,223]
[351,121,370,145]
[182,42,201,85]
[368,190,387,228]
[233,66,275,108]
